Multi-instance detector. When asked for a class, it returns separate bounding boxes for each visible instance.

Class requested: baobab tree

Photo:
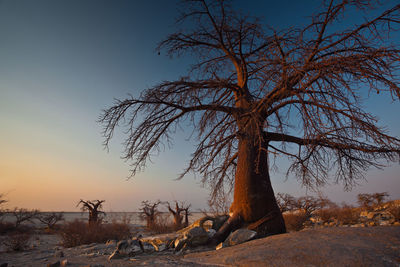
[165,201,190,229]
[182,204,192,227]
[139,200,161,229]
[77,200,105,226]
[100,0,400,242]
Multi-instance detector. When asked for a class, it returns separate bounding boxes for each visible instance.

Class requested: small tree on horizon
[77,200,105,226]
[139,200,161,229]
[38,212,65,230]
[100,0,400,242]
[11,208,40,228]
[166,201,191,230]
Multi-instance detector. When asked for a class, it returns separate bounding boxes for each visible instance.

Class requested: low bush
[0,221,15,234]
[59,220,131,247]
[316,205,360,225]
[283,212,308,232]
[334,205,360,225]
[2,226,34,251]
[388,205,400,221]
[3,232,32,251]
[147,213,176,234]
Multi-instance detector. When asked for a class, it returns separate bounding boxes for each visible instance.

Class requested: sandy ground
[1,226,399,266]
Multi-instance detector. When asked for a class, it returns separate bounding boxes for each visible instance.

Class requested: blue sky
[0,0,399,211]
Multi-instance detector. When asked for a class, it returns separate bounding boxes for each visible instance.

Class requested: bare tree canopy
[100,0,400,239]
[140,200,161,229]
[77,200,105,225]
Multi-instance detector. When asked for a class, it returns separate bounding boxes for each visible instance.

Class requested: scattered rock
[105,240,116,246]
[222,228,257,247]
[215,242,228,250]
[207,228,216,238]
[211,215,229,231]
[174,238,187,252]
[47,261,60,267]
[140,232,179,250]
[54,250,64,258]
[184,226,209,247]
[116,239,142,255]
[140,241,156,252]
[108,250,123,260]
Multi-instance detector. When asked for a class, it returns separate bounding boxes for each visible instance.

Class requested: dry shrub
[388,205,400,221]
[334,205,360,225]
[0,221,15,234]
[283,212,308,232]
[3,232,32,251]
[59,220,131,247]
[147,213,176,234]
[316,208,338,223]
[2,226,34,251]
[317,205,359,225]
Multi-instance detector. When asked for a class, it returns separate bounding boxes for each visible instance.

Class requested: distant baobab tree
[182,204,191,228]
[166,201,184,229]
[165,201,191,229]
[100,0,400,242]
[77,200,105,226]
[139,200,161,229]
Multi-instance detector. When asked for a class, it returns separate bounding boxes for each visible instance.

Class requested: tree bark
[229,128,286,236]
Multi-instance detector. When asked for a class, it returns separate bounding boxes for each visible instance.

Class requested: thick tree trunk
[230,134,286,236]
[210,131,286,244]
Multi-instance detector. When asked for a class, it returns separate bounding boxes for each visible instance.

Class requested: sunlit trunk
[229,125,286,236]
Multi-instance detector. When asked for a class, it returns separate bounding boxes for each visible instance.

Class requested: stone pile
[307,200,400,228]
[108,214,258,260]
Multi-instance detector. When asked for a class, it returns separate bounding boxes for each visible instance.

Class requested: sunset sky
[1,0,399,212]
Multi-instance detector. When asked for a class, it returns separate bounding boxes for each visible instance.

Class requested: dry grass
[283,212,308,232]
[317,206,360,225]
[0,221,16,234]
[3,232,32,251]
[146,213,177,234]
[1,224,34,251]
[388,205,400,221]
[59,220,131,247]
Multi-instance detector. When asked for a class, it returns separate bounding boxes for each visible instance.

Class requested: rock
[211,215,230,231]
[140,241,156,253]
[207,228,216,238]
[378,220,390,226]
[223,229,257,246]
[174,238,187,252]
[155,243,167,252]
[215,242,228,250]
[140,232,179,251]
[177,215,229,234]
[108,250,123,260]
[105,240,116,246]
[47,261,60,267]
[184,226,209,247]
[115,239,142,255]
[54,250,64,258]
